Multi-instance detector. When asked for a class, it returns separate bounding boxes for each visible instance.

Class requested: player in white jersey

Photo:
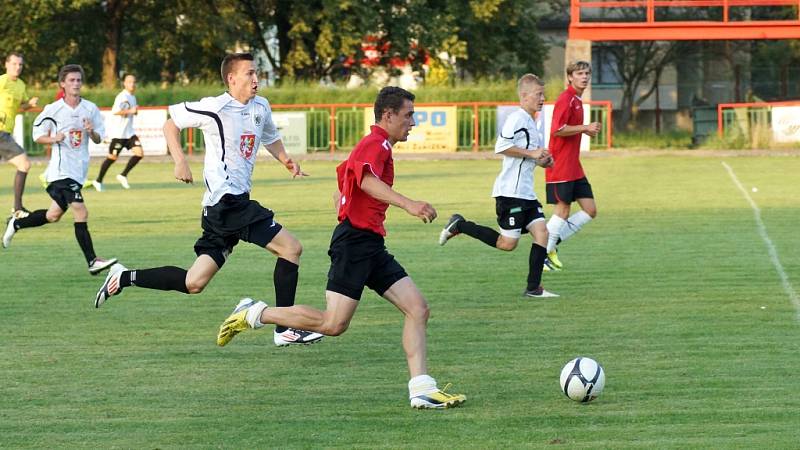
[3,64,118,275]
[94,53,323,346]
[438,74,558,298]
[92,74,143,191]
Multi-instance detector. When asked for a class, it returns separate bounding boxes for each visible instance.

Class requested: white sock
[546,216,566,252]
[408,374,438,398]
[245,301,268,329]
[560,210,593,243]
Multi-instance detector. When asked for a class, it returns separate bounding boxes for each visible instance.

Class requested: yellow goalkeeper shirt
[0,74,28,133]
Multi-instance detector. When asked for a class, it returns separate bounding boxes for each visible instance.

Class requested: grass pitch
[1,153,799,448]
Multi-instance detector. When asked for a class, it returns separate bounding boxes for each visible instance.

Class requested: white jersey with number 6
[32,98,106,183]
[168,92,281,207]
[492,108,544,201]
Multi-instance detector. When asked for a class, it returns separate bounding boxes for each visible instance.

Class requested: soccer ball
[559,357,605,402]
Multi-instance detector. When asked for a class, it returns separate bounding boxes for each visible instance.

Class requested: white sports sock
[245,301,268,329]
[546,216,566,252]
[560,210,593,243]
[408,374,438,398]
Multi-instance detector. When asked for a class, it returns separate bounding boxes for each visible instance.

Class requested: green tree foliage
[1,0,548,86]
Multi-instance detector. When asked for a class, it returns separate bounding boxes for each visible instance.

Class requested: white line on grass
[722,161,800,320]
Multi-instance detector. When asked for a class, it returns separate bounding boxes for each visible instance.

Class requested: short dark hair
[6,52,23,62]
[220,53,254,87]
[58,64,85,83]
[373,86,415,123]
[122,73,136,82]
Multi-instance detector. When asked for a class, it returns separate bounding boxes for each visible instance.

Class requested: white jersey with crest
[491,108,544,200]
[168,92,281,207]
[32,98,106,183]
[109,89,137,139]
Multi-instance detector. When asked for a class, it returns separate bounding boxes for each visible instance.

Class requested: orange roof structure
[569,0,800,40]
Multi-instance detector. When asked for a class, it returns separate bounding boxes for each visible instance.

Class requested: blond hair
[566,60,592,76]
[517,73,544,96]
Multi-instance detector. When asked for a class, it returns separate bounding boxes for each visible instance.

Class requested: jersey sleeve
[551,95,573,136]
[91,104,106,141]
[260,102,281,146]
[168,99,212,130]
[110,92,124,114]
[349,141,387,187]
[31,106,55,141]
[495,111,526,153]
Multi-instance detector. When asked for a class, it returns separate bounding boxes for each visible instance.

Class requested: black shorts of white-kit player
[45,178,85,211]
[194,192,283,268]
[326,219,407,301]
[108,135,142,156]
[495,196,545,238]
[545,177,594,205]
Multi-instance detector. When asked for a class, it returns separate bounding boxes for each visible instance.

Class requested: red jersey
[336,125,395,236]
[546,85,585,183]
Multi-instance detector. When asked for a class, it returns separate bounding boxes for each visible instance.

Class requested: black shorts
[0,131,25,160]
[108,135,142,156]
[326,219,408,301]
[194,193,282,268]
[495,196,545,238]
[46,178,85,211]
[546,177,594,204]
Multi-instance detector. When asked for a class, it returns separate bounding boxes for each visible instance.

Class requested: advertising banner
[364,106,457,152]
[273,111,307,154]
[771,106,800,143]
[89,108,169,156]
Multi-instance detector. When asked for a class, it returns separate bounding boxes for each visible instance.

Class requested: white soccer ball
[559,357,605,402]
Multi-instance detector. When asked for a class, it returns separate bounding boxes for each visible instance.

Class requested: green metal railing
[16,101,613,156]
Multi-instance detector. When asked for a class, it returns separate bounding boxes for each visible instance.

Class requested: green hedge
[29,80,519,107]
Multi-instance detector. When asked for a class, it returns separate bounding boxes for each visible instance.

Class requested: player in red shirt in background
[217,86,466,409]
[544,60,602,270]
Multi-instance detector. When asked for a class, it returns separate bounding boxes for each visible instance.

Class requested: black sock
[273,258,299,333]
[527,243,547,291]
[13,170,27,211]
[120,155,142,176]
[456,219,500,248]
[74,222,96,264]
[96,158,114,183]
[14,209,48,229]
[127,266,189,293]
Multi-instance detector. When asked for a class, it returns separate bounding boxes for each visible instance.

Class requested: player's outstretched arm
[265,140,308,178]
[163,119,193,183]
[499,146,546,160]
[360,173,437,223]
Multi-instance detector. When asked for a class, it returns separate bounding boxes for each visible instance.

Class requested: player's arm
[34,131,65,145]
[264,139,308,178]
[83,118,102,143]
[359,172,437,223]
[163,118,193,183]
[554,123,601,138]
[498,146,546,160]
[20,96,38,111]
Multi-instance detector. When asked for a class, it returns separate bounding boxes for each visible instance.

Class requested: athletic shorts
[194,193,282,268]
[326,219,408,301]
[0,131,25,160]
[108,135,142,156]
[46,178,85,211]
[546,177,594,205]
[495,196,545,239]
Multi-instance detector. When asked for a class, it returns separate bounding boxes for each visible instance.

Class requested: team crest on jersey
[240,134,256,158]
[69,129,82,148]
[254,114,262,127]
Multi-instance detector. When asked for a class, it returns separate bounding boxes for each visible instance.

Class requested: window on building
[592,46,623,86]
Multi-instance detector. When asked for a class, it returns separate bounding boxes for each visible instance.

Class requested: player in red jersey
[216,86,466,409]
[544,60,602,270]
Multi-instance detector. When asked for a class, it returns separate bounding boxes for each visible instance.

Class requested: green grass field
[1,154,799,448]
